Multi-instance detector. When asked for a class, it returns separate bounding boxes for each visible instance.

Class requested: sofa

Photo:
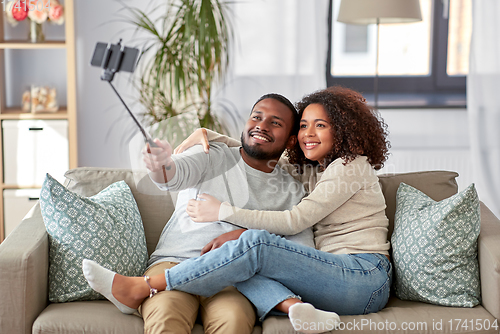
[1,167,499,334]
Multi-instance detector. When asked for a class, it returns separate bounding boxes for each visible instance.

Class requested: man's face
[240,98,295,160]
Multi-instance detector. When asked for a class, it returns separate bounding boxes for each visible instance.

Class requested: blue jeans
[165,230,392,320]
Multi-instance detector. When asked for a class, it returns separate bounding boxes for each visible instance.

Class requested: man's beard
[240,133,284,160]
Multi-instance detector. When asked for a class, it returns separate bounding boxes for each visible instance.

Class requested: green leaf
[124,0,237,136]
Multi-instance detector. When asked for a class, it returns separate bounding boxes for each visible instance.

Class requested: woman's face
[298,103,335,164]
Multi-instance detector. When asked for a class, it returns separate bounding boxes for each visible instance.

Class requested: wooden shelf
[0,41,66,49]
[0,0,77,242]
[1,184,42,190]
[1,108,68,119]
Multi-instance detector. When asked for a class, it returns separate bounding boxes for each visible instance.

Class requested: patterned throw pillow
[40,174,148,303]
[391,182,481,307]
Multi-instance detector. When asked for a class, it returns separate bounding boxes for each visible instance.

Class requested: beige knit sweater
[206,130,390,255]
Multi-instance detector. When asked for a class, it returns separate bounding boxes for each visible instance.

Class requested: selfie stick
[99,39,158,148]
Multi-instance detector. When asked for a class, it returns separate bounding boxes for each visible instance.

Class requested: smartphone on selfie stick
[90,39,158,148]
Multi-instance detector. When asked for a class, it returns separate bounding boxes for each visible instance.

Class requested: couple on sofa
[83,86,393,334]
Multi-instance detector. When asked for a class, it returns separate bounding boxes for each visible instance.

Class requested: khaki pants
[140,262,256,334]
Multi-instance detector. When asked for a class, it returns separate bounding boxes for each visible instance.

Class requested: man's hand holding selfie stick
[142,139,176,184]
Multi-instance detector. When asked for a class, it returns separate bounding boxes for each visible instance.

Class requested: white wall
[74,0,152,168]
[73,2,472,193]
[378,109,472,191]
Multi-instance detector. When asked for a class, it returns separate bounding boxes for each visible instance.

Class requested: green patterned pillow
[391,182,481,307]
[40,174,148,303]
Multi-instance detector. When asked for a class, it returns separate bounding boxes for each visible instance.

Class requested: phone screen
[90,42,139,73]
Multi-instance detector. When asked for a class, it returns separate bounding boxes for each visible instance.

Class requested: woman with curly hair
[84,86,392,333]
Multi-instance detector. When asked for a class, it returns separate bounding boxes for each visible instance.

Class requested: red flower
[11,1,29,21]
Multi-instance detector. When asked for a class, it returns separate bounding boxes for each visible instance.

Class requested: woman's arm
[189,159,367,235]
[220,169,360,234]
[204,129,241,147]
[174,129,313,186]
[174,128,241,154]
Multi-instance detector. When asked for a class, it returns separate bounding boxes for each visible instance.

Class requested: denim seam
[372,253,392,273]
[168,242,265,287]
[165,268,173,290]
[258,294,301,322]
[266,244,384,275]
[363,273,391,314]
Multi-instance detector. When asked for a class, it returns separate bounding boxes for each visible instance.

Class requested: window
[326,0,472,107]
[446,0,472,76]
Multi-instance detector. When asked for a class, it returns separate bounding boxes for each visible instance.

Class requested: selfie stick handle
[100,40,157,148]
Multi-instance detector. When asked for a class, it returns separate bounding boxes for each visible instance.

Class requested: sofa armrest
[478,202,500,320]
[0,203,49,334]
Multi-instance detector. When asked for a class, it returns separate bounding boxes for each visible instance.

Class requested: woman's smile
[303,141,320,149]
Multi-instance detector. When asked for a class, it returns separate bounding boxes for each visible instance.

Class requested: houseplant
[124,0,241,145]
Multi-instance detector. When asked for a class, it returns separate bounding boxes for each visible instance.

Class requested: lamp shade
[337,0,422,25]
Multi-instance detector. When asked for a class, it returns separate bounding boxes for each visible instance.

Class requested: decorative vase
[29,20,45,43]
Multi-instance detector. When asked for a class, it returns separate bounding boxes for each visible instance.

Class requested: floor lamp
[336,0,422,108]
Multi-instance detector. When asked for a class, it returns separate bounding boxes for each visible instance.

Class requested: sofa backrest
[64,168,459,254]
[378,170,458,238]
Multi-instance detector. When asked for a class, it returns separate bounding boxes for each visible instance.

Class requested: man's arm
[147,140,227,192]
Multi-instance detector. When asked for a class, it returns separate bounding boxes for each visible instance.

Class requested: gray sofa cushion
[33,301,145,334]
[32,301,254,334]
[263,298,497,333]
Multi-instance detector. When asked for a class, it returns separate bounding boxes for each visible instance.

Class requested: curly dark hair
[286,86,390,172]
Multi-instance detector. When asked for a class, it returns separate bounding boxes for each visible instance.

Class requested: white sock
[82,259,137,314]
[288,302,340,333]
